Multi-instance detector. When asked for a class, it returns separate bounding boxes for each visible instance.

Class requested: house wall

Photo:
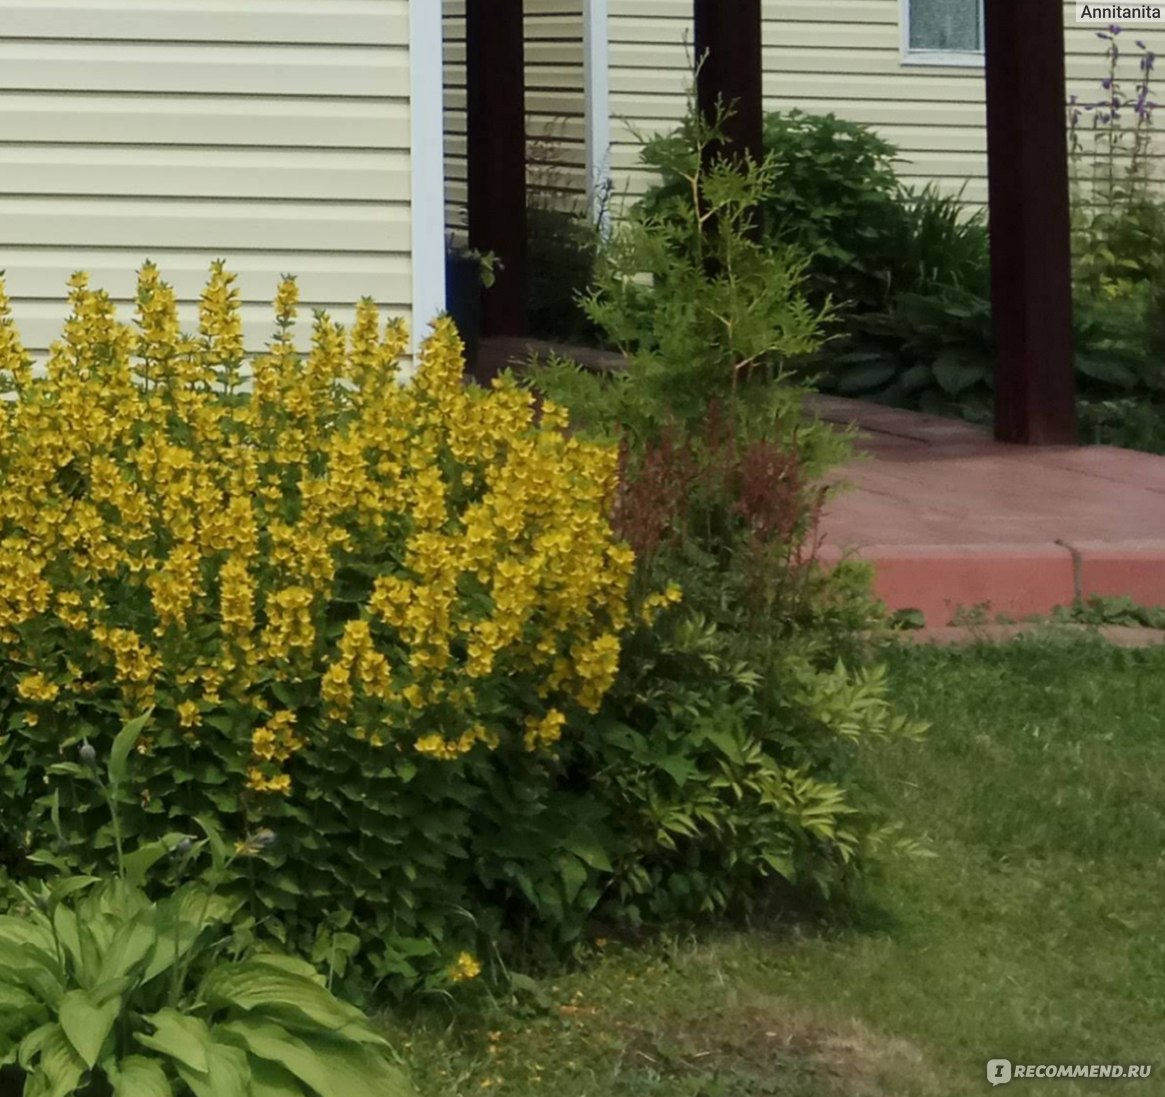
[604,0,1165,214]
[443,0,589,243]
[0,0,419,353]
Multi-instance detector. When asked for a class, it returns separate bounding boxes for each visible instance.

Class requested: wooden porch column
[694,0,764,164]
[984,0,1077,444]
[466,0,528,337]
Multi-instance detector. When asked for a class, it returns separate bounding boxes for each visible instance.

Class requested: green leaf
[105,1054,175,1097]
[122,838,183,889]
[564,829,613,873]
[932,351,989,397]
[174,1041,250,1097]
[218,1018,413,1097]
[46,763,90,780]
[51,907,86,981]
[193,816,228,875]
[834,361,897,395]
[558,855,588,906]
[1076,353,1138,389]
[109,709,154,788]
[96,912,159,986]
[137,1009,212,1075]
[0,984,47,1040]
[59,988,119,1069]
[248,1057,306,1097]
[246,952,327,987]
[201,960,370,1034]
[20,1024,86,1097]
[898,363,934,395]
[25,851,70,873]
[47,877,101,909]
[0,914,56,956]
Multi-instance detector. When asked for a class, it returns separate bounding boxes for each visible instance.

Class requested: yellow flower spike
[199,260,245,376]
[273,274,299,330]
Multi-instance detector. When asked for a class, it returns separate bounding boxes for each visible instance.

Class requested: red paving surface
[811,396,1165,626]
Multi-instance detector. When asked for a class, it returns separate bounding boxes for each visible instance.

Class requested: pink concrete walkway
[811,396,1165,626]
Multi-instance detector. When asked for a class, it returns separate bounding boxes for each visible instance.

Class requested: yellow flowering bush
[0,263,633,987]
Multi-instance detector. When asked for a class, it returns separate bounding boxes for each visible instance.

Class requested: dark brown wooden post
[466,0,528,338]
[984,0,1077,445]
[694,0,764,164]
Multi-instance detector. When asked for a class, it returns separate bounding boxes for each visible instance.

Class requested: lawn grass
[384,634,1165,1096]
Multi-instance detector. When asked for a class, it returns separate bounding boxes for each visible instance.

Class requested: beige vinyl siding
[443,0,468,237]
[0,0,415,353]
[606,0,692,212]
[527,1,588,212]
[762,1,1165,208]
[761,1,989,204]
[606,1,1165,213]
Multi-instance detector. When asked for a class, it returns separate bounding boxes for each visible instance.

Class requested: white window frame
[900,0,986,68]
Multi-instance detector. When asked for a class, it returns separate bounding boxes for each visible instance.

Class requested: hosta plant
[0,720,414,1097]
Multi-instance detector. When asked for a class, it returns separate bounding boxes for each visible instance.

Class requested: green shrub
[563,98,832,438]
[528,100,928,923]
[576,415,926,919]
[885,184,990,299]
[639,109,989,319]
[527,205,603,345]
[1,723,413,1097]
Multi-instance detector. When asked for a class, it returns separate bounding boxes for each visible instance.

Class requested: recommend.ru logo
[987,1059,1153,1085]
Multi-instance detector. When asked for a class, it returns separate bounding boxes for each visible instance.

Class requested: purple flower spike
[1137,39,1147,49]
[1111,23,1123,34]
[1102,77,1114,89]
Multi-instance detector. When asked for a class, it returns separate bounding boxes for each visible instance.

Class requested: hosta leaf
[248,1057,307,1097]
[247,952,327,987]
[898,363,934,395]
[0,942,63,1008]
[97,912,159,986]
[51,908,85,982]
[218,1018,413,1097]
[201,961,370,1034]
[174,1041,250,1097]
[137,891,232,987]
[122,836,186,889]
[59,988,120,1068]
[105,1054,174,1097]
[834,361,896,396]
[0,985,47,1039]
[137,1009,212,1075]
[215,1019,332,1096]
[19,1024,86,1097]
[1076,352,1139,389]
[932,351,989,397]
[47,877,101,908]
[0,916,56,955]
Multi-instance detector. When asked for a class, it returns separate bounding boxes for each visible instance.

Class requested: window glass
[909,0,983,53]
